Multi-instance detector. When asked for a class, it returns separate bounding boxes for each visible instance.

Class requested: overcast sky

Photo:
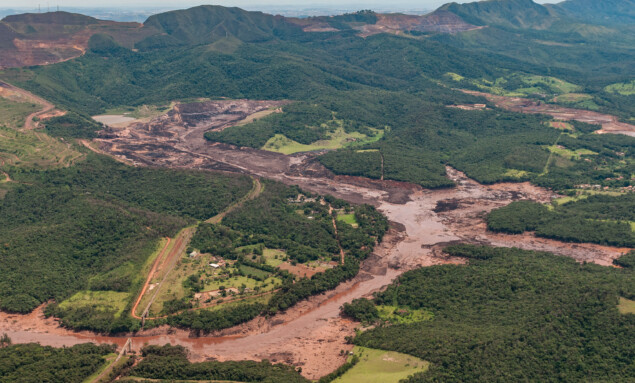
[0,0,554,11]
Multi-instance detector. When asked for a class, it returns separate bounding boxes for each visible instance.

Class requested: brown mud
[1,99,631,379]
[463,90,635,137]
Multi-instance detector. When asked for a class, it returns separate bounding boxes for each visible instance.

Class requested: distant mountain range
[0,0,632,68]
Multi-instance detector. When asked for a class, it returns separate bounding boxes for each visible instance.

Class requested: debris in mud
[434,199,462,212]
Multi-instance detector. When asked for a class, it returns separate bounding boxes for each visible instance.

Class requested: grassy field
[520,75,581,94]
[337,213,359,227]
[102,103,173,120]
[0,94,83,171]
[334,346,429,383]
[502,169,530,179]
[377,305,433,324]
[238,264,271,279]
[262,126,383,155]
[446,72,581,97]
[605,80,635,96]
[60,291,130,319]
[553,190,625,205]
[262,248,285,267]
[148,249,282,315]
[554,93,594,103]
[547,121,574,131]
[0,124,84,170]
[618,297,635,314]
[553,93,600,110]
[0,96,39,129]
[444,72,465,81]
[546,145,597,160]
[202,274,281,292]
[234,108,282,127]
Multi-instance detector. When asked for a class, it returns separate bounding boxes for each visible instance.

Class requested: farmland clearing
[334,346,429,383]
[618,297,635,314]
[59,291,130,319]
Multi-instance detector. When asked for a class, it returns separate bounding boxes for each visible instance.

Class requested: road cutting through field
[131,238,171,320]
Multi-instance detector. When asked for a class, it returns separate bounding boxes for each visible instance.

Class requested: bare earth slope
[0,12,153,68]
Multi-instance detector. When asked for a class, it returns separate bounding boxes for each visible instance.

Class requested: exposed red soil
[131,238,171,320]
[1,96,631,380]
[357,11,484,37]
[289,10,482,37]
[463,89,635,137]
[0,14,152,68]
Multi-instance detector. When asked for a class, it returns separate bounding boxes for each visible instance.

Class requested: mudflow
[2,100,629,380]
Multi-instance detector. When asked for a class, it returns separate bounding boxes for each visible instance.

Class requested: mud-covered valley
[1,100,630,379]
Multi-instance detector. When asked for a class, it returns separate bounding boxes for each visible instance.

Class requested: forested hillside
[0,154,251,320]
[353,245,635,382]
[487,194,635,247]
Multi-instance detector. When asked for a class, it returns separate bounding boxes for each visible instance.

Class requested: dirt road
[0,81,56,130]
[135,228,194,321]
[131,238,171,320]
[206,178,263,224]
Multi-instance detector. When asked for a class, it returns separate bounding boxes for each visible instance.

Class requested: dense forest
[0,342,114,383]
[353,245,635,382]
[123,344,308,383]
[0,154,251,326]
[487,194,635,247]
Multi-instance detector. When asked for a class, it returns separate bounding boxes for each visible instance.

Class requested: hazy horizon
[0,0,555,12]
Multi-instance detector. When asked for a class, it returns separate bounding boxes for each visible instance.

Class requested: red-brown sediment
[1,98,631,380]
[463,90,635,137]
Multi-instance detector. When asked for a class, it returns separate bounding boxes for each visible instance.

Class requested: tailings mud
[2,101,630,379]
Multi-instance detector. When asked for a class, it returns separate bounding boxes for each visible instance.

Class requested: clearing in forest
[334,346,429,383]
[618,297,635,314]
[262,126,383,155]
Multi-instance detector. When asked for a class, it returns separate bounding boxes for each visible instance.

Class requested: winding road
[0,81,56,130]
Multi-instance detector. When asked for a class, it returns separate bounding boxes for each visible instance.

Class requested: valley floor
[0,90,631,380]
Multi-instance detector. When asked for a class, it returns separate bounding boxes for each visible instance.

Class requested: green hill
[551,0,635,25]
[136,5,302,49]
[2,11,99,25]
[439,0,555,29]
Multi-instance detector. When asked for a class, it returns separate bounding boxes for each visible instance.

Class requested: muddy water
[92,114,137,126]
[4,105,632,379]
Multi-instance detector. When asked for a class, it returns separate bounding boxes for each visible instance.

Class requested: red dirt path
[131,238,170,320]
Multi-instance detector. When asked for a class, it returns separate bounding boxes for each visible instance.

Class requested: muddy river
[2,100,631,379]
